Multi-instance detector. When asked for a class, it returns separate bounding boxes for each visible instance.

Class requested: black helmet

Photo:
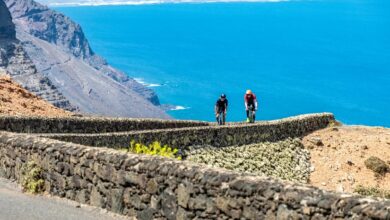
[220,93,226,98]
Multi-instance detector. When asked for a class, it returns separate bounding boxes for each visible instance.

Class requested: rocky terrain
[1,0,169,118]
[0,0,76,111]
[0,74,71,117]
[302,126,390,195]
[187,138,311,183]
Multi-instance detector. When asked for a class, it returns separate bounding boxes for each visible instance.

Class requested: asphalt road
[0,178,127,220]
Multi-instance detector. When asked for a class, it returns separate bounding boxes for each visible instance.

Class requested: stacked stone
[187,138,311,183]
[0,115,209,134]
[0,132,389,219]
[40,113,335,149]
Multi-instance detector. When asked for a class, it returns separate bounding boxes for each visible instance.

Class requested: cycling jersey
[244,94,257,106]
[216,98,228,112]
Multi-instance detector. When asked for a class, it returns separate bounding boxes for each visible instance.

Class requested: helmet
[246,90,252,94]
[220,93,226,98]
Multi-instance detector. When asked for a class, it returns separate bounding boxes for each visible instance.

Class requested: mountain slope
[3,0,170,118]
[0,0,76,111]
[0,74,71,117]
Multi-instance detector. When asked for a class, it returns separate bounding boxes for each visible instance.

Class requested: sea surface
[54,0,390,126]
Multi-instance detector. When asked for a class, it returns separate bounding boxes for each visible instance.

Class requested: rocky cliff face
[0,0,15,39]
[2,0,169,118]
[5,0,161,106]
[0,0,76,111]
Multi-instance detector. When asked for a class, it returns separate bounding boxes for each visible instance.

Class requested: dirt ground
[302,126,390,194]
[0,76,71,117]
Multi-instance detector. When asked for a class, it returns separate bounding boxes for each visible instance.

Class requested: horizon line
[45,0,292,7]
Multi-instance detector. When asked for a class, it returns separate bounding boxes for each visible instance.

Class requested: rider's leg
[222,112,226,125]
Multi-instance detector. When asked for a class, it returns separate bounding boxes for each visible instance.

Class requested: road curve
[0,178,128,220]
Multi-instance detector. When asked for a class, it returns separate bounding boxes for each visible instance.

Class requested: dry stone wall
[0,115,209,134]
[41,113,335,149]
[0,132,389,219]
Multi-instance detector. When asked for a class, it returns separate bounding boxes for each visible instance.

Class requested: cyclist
[215,94,228,125]
[244,90,258,122]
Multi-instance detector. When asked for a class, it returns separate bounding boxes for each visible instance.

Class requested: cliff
[0,0,15,39]
[2,0,169,118]
[0,0,76,111]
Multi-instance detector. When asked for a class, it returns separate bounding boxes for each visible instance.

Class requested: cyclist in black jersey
[215,94,228,125]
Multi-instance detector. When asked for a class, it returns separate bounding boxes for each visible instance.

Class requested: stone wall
[0,132,388,219]
[41,113,335,149]
[0,115,209,134]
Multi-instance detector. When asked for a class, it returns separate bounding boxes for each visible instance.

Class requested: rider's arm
[244,95,248,109]
[225,100,228,112]
[254,95,258,110]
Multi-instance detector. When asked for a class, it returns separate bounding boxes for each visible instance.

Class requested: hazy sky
[36,0,283,6]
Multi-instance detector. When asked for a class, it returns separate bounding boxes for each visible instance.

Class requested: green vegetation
[328,120,342,127]
[354,185,390,199]
[122,141,182,160]
[364,156,389,176]
[21,161,45,194]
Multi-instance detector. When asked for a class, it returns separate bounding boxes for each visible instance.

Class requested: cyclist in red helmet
[244,90,258,122]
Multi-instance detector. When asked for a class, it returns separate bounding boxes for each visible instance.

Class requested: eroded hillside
[0,75,71,117]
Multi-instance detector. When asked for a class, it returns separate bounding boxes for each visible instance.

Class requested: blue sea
[54,0,390,126]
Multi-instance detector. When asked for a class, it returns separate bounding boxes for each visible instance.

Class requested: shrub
[354,185,390,199]
[364,156,389,175]
[21,161,45,194]
[123,141,182,160]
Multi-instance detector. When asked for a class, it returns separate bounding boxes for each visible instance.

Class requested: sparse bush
[328,120,342,127]
[354,185,390,199]
[122,141,182,160]
[364,156,389,175]
[21,161,45,194]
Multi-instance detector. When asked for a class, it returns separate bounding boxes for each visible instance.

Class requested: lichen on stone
[187,138,311,183]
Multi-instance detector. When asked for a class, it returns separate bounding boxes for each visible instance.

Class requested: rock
[0,0,15,39]
[137,208,155,220]
[150,196,160,210]
[346,160,354,166]
[75,189,89,204]
[215,197,229,213]
[277,204,301,220]
[176,207,188,220]
[336,184,344,193]
[189,195,207,210]
[90,187,105,208]
[177,184,191,208]
[364,156,389,175]
[310,137,324,146]
[110,188,124,214]
[161,190,177,219]
[146,179,158,194]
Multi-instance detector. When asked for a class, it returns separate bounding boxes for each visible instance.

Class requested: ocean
[54,0,390,126]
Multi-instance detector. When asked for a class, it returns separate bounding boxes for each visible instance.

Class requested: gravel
[187,138,311,183]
